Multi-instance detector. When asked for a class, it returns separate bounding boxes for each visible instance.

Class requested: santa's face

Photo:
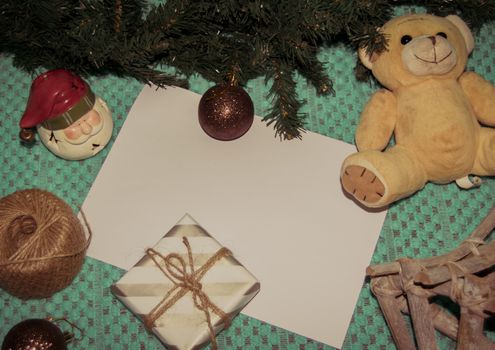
[38,98,113,160]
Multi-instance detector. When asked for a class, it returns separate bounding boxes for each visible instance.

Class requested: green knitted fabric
[1,8,494,350]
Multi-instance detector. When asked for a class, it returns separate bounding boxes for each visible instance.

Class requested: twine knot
[465,238,485,256]
[143,236,232,350]
[371,276,403,298]
[398,262,434,298]
[446,261,490,314]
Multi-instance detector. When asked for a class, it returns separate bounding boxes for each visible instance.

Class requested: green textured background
[1,7,495,350]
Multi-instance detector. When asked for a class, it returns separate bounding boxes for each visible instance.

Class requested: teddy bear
[340,13,495,209]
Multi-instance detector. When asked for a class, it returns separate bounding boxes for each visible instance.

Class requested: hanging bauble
[198,84,254,141]
[1,319,68,350]
[0,189,90,299]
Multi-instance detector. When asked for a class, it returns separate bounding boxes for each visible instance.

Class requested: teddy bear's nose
[428,36,436,45]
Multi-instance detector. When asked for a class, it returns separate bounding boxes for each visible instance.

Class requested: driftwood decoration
[367,205,495,350]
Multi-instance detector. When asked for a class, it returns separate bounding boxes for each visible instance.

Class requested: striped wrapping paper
[111,214,260,350]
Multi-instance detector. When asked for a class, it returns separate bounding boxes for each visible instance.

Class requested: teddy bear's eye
[400,35,412,45]
[437,32,447,39]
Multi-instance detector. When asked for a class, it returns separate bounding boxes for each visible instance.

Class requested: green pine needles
[1,0,494,139]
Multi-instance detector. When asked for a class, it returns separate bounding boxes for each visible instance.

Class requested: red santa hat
[19,69,95,142]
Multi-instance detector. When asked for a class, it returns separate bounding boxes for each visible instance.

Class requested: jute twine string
[371,276,403,298]
[465,238,485,256]
[446,261,491,314]
[0,189,91,299]
[398,264,434,298]
[144,236,232,350]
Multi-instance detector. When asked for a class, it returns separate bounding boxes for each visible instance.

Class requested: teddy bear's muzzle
[401,34,457,76]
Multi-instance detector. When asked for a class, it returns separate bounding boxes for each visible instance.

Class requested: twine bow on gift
[143,236,232,349]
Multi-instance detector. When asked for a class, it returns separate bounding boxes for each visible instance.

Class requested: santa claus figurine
[19,69,113,160]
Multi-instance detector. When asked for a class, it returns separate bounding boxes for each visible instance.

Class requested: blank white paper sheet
[81,86,387,348]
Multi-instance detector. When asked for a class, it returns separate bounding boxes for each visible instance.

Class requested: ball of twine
[0,189,90,299]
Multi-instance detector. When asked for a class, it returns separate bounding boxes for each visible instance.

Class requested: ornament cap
[19,69,95,131]
[19,128,36,144]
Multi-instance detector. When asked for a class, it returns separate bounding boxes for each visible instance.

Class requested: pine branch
[1,0,495,139]
[400,0,495,29]
[121,65,188,88]
[296,50,334,96]
[264,60,306,140]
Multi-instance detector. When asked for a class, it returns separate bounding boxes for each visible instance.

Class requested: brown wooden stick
[370,272,495,348]
[370,267,495,347]
[430,273,495,296]
[485,299,495,315]
[371,276,416,350]
[455,273,495,349]
[367,205,495,277]
[429,303,459,340]
[374,274,460,341]
[415,241,495,285]
[399,258,439,350]
[457,308,495,350]
[367,206,495,350]
[397,294,459,340]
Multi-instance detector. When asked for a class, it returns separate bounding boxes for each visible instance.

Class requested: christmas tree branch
[264,60,306,140]
[1,0,495,139]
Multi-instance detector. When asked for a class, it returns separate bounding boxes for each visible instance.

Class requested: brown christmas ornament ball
[2,319,67,350]
[198,84,254,141]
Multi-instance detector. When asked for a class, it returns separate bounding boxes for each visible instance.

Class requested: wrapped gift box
[111,214,260,350]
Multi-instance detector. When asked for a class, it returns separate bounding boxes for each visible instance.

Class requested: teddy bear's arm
[459,71,495,126]
[355,89,397,151]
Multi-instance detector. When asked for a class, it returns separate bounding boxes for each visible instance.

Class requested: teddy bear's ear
[445,15,474,55]
[358,47,375,70]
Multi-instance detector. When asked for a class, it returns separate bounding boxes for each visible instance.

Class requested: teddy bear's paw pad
[341,165,385,204]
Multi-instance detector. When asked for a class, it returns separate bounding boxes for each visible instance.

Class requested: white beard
[38,98,114,160]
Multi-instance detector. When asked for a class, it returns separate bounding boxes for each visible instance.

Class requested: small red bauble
[198,84,254,141]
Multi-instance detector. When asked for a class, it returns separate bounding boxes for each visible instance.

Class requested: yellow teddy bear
[341,13,495,208]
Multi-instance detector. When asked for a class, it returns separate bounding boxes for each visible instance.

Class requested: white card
[81,86,386,348]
